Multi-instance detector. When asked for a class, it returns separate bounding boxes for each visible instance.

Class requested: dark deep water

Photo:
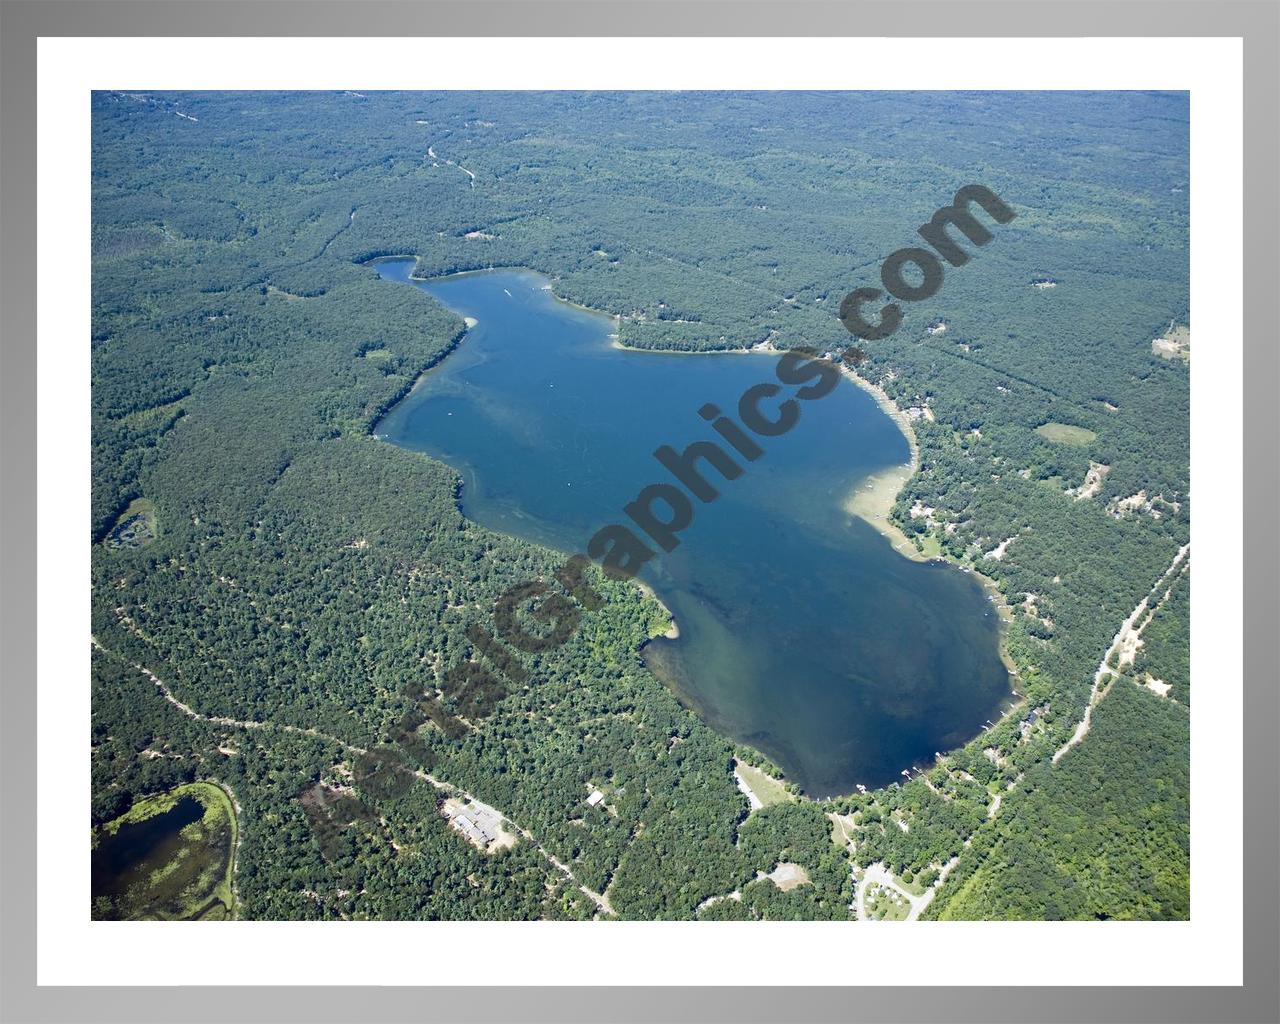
[373,258,1010,796]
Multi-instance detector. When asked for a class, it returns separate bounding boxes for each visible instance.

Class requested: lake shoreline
[634,579,679,639]
[833,365,929,563]
[827,366,1021,703]
[726,342,932,565]
[605,332,933,570]
[370,260,1018,797]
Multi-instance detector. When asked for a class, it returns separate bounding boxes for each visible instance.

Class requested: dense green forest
[91,90,1189,920]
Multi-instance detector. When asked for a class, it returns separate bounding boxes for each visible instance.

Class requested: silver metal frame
[2,2,1275,1021]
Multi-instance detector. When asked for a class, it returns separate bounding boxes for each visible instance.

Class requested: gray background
[1,1,1276,1022]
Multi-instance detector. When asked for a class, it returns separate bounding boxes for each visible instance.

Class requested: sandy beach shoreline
[834,366,1020,682]
[831,365,930,562]
[605,334,932,563]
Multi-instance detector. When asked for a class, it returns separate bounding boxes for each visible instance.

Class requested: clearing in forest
[1036,422,1098,447]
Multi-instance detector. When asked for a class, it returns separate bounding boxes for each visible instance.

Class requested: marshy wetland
[91,781,237,920]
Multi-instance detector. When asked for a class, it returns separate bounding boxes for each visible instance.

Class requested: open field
[1035,422,1098,446]
[734,760,793,809]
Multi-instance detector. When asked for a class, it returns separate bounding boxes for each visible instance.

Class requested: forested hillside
[91,90,1189,920]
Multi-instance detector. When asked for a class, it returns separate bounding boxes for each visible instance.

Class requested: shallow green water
[374,259,1009,795]
[91,793,232,920]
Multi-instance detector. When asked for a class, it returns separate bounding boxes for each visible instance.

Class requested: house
[585,790,605,807]
[1019,709,1040,739]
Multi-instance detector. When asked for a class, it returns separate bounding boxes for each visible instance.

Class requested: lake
[372,259,1010,796]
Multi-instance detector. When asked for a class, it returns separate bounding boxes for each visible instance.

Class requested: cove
[372,258,1011,797]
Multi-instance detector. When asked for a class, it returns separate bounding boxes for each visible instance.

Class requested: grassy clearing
[896,872,927,897]
[734,760,793,808]
[864,883,911,921]
[915,534,943,559]
[1035,422,1097,446]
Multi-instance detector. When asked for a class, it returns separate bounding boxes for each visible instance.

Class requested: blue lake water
[373,258,1010,796]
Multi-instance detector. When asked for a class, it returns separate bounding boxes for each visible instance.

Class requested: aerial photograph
[90,90,1190,922]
